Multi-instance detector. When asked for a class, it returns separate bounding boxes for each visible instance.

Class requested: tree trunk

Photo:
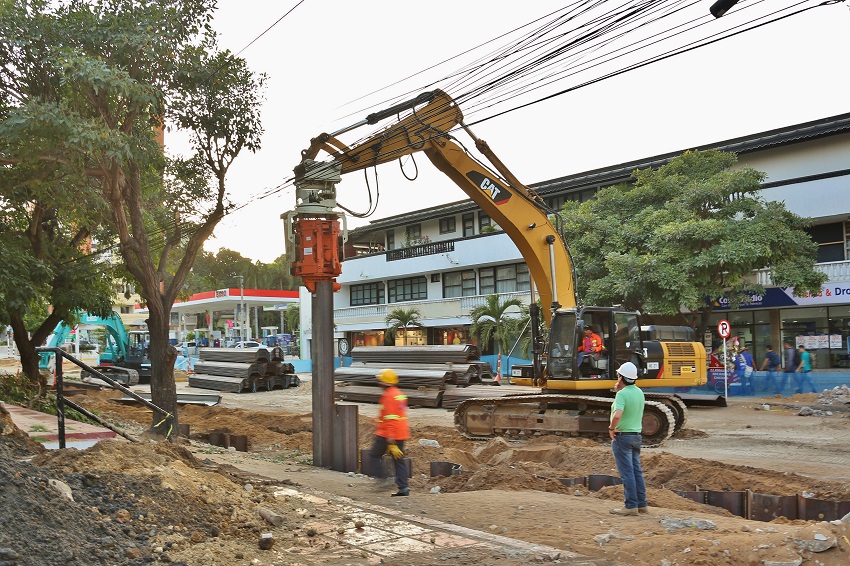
[9,315,48,401]
[145,308,179,440]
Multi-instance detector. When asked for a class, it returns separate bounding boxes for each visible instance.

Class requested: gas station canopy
[139,288,299,317]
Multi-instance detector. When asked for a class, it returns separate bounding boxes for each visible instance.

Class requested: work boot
[638,506,650,514]
[609,507,638,516]
[391,490,409,497]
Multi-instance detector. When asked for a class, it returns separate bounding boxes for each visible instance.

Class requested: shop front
[707,285,850,369]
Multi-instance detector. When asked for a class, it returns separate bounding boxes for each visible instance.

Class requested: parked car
[232,341,262,349]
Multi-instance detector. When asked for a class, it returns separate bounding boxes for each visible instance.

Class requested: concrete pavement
[0,401,117,444]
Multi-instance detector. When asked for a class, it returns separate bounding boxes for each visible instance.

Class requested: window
[806,222,846,262]
[547,194,568,211]
[462,213,474,237]
[479,213,492,232]
[564,188,597,203]
[388,276,427,303]
[439,216,456,234]
[480,263,530,294]
[431,273,441,283]
[386,230,395,251]
[443,270,476,298]
[405,224,421,241]
[351,283,384,306]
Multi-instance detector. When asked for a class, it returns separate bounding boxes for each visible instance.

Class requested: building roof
[348,111,850,237]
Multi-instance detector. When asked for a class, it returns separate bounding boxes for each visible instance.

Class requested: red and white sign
[717,319,731,339]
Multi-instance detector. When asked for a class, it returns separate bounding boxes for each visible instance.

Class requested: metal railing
[334,291,531,321]
[35,347,176,447]
[386,240,454,261]
[753,260,850,286]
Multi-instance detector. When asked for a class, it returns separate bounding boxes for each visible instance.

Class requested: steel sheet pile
[334,345,494,407]
[189,347,298,393]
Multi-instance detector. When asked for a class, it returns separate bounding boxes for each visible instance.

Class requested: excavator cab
[545,307,642,382]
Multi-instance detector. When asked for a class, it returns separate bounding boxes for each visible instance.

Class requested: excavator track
[646,393,688,433]
[454,394,676,448]
[81,366,140,387]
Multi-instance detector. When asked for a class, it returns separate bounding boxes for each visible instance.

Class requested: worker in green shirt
[608,362,649,516]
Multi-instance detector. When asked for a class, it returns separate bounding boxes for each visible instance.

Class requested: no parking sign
[717,319,731,339]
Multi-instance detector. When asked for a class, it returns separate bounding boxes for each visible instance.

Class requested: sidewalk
[0,401,117,446]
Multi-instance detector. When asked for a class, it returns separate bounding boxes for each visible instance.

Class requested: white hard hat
[617,362,638,384]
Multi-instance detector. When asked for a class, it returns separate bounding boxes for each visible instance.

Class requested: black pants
[367,436,408,492]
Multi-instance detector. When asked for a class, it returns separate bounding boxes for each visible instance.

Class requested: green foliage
[469,294,524,354]
[0,372,95,424]
[559,149,827,329]
[385,307,424,346]
[284,304,300,335]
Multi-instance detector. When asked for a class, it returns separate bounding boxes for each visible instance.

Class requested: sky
[181,0,850,264]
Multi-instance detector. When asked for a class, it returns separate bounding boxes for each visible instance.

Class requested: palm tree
[468,295,524,356]
[385,307,424,346]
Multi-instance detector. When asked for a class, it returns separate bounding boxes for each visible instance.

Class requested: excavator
[40,312,151,385]
[293,89,707,446]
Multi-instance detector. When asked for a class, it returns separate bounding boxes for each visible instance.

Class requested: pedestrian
[608,362,648,516]
[760,344,781,394]
[365,369,410,496]
[780,341,796,396]
[795,345,818,394]
[735,346,755,394]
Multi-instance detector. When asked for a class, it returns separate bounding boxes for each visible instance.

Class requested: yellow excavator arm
[299,90,576,322]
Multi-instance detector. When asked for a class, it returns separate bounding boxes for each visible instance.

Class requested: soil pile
[3,381,850,565]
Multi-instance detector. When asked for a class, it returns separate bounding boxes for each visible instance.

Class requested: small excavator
[292,90,707,446]
[40,312,151,385]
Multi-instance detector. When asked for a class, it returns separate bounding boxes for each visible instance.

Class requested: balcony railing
[334,291,531,321]
[386,240,454,261]
[754,260,850,286]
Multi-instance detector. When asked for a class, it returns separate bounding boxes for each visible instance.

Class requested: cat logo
[466,171,512,205]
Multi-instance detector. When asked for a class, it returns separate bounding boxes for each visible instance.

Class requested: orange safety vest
[582,332,604,353]
[375,385,410,440]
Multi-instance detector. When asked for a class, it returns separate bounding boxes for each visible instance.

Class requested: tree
[559,149,827,336]
[0,0,265,437]
[385,307,424,346]
[284,304,300,336]
[0,0,116,396]
[468,295,524,356]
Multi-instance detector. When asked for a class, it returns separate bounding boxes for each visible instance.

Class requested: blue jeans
[794,371,817,394]
[612,433,647,510]
[367,436,408,492]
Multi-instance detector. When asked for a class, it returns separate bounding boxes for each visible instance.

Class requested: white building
[300,112,850,369]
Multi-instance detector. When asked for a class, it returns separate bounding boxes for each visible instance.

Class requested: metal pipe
[546,235,559,310]
[312,280,335,468]
[36,347,175,436]
[55,351,65,449]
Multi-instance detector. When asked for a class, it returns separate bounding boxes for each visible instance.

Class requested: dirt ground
[2,357,850,565]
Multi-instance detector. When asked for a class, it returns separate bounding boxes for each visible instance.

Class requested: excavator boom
[300,89,576,321]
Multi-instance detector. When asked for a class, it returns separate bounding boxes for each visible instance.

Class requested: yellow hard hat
[376,368,398,385]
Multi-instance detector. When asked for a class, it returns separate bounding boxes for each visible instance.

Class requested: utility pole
[234,275,245,342]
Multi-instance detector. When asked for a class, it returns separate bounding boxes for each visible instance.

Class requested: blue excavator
[40,312,151,385]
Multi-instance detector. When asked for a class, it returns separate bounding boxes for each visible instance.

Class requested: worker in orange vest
[577,327,604,366]
[365,369,411,496]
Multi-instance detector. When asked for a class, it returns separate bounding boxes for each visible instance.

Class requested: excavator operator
[577,327,605,367]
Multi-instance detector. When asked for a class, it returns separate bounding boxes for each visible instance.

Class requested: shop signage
[710,281,850,309]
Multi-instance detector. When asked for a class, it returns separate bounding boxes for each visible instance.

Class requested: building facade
[300,113,850,369]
